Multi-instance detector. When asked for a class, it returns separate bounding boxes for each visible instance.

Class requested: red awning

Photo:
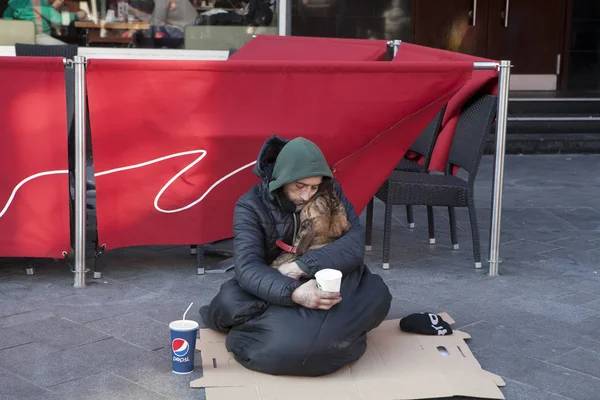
[86,59,472,249]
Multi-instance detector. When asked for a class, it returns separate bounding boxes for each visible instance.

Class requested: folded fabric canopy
[232,36,498,173]
[393,42,499,172]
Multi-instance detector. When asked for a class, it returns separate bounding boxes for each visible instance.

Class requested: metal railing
[388,41,511,277]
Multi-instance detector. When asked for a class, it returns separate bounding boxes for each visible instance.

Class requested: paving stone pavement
[1,154,600,400]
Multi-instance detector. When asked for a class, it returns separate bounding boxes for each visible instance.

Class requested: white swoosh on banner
[0,150,256,219]
[0,170,69,219]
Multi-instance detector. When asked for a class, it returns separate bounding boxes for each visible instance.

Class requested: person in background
[150,0,197,47]
[3,0,86,44]
[129,0,197,48]
[195,0,272,26]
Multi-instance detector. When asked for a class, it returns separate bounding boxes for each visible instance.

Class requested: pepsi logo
[172,338,189,357]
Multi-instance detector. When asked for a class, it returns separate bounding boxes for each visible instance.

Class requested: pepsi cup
[169,319,199,374]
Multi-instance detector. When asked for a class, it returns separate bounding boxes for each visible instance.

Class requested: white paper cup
[315,269,342,292]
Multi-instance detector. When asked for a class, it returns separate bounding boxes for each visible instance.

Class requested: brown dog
[270,182,351,268]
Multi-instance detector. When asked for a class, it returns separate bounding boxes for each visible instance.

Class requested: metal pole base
[382,262,390,270]
[64,249,88,288]
[475,262,483,269]
[429,238,436,245]
[487,259,501,276]
[453,244,459,250]
[26,267,35,276]
[365,245,372,251]
[408,223,415,229]
[73,274,88,288]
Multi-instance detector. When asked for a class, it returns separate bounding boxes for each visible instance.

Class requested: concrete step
[485,133,600,155]
[508,92,600,116]
[507,115,600,134]
[498,92,600,153]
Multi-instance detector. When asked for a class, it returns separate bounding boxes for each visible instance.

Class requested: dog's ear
[319,179,335,198]
[328,190,351,238]
[295,219,317,255]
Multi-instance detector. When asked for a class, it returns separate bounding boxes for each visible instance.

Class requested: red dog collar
[276,240,297,254]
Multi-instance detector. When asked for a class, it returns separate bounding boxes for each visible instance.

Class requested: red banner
[394,43,498,172]
[230,35,388,61]
[0,57,70,258]
[86,59,472,250]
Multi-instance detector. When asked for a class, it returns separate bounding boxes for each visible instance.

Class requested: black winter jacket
[232,135,365,307]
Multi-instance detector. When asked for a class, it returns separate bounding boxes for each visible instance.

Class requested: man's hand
[76,10,88,19]
[278,262,306,280]
[291,280,341,310]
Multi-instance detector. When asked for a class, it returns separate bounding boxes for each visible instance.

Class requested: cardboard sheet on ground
[190,313,505,399]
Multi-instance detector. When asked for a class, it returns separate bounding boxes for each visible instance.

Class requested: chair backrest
[184,25,277,50]
[0,20,36,45]
[14,43,77,58]
[408,105,446,167]
[446,94,497,179]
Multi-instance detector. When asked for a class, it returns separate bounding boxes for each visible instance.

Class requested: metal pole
[100,0,106,21]
[277,0,290,36]
[73,55,88,288]
[473,61,499,70]
[387,40,401,58]
[392,40,401,57]
[488,60,511,276]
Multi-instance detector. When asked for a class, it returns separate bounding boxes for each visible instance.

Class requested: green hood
[268,137,333,193]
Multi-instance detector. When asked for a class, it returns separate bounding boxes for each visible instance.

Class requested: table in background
[74,21,150,47]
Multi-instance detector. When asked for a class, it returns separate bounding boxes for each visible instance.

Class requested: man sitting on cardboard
[200,135,392,376]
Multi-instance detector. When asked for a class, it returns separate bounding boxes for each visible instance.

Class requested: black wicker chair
[365,106,446,250]
[366,94,497,270]
[395,105,446,230]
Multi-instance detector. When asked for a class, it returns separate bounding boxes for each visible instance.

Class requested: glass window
[291,0,412,41]
[568,0,600,90]
[1,0,279,50]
